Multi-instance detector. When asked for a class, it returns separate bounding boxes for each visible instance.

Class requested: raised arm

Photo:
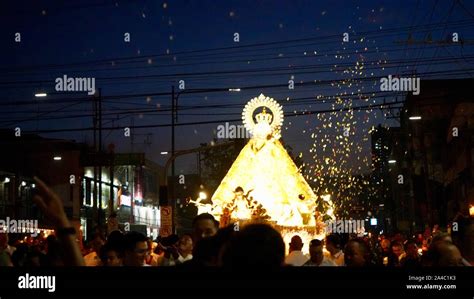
[33,177,85,266]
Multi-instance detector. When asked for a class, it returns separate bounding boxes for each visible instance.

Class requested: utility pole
[197,151,201,177]
[163,141,237,233]
[92,89,98,230]
[98,88,103,228]
[129,117,133,224]
[109,151,114,216]
[171,85,176,232]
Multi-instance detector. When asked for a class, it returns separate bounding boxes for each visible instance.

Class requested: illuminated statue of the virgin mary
[210,94,332,227]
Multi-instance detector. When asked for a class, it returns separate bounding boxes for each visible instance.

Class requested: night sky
[1,0,473,174]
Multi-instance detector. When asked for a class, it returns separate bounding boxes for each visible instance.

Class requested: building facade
[372,79,474,233]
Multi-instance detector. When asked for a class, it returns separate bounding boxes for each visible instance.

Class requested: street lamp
[53,156,62,161]
[199,191,207,200]
[409,116,422,120]
[388,159,396,164]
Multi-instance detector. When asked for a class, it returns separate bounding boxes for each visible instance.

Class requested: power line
[19,100,405,134]
[1,52,473,89]
[1,66,473,110]
[2,19,473,76]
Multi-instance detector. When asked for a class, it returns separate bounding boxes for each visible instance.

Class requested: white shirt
[162,254,193,266]
[327,250,344,266]
[178,254,193,264]
[303,256,337,267]
[285,251,309,266]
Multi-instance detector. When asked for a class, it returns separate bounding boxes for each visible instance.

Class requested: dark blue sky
[1,0,473,173]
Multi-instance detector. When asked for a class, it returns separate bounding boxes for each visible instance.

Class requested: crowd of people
[0,177,473,268]
[1,212,473,268]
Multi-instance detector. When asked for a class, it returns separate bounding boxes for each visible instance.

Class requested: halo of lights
[242,93,284,140]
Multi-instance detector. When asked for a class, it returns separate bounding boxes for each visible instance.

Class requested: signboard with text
[159,206,172,237]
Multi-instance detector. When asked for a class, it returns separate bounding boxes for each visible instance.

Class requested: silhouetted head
[107,230,125,249]
[308,239,324,265]
[192,213,218,242]
[178,234,193,257]
[431,232,452,245]
[100,243,123,267]
[289,235,304,252]
[391,241,404,258]
[122,231,148,266]
[426,241,464,266]
[380,238,391,251]
[221,224,285,269]
[90,233,105,253]
[191,224,236,267]
[404,240,419,258]
[452,218,474,263]
[325,234,342,254]
[344,238,372,267]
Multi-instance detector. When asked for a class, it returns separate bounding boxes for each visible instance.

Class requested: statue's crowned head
[255,107,273,125]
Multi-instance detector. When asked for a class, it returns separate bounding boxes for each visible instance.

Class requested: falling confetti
[301,33,380,218]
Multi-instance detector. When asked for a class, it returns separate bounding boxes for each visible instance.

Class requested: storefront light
[85,169,93,178]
